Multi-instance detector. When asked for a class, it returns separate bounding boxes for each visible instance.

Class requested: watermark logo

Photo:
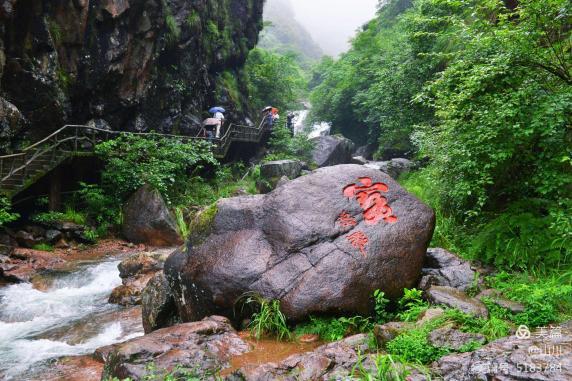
[516,325,531,340]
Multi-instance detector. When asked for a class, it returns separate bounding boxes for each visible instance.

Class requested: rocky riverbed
[0,240,154,380]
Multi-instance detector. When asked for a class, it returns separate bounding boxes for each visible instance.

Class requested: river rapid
[0,259,143,380]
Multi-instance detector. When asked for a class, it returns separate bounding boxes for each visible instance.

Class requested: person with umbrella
[262,106,279,129]
[209,106,225,138]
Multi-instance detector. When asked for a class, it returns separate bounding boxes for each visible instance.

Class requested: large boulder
[122,185,183,247]
[257,160,303,193]
[365,158,414,179]
[100,316,250,381]
[163,164,435,323]
[311,135,356,167]
[260,160,303,180]
[419,248,478,292]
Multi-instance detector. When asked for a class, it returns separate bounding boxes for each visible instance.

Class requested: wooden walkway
[0,120,268,197]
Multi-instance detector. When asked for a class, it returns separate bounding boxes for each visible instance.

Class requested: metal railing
[0,119,269,196]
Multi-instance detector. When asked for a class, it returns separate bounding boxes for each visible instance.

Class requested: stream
[292,109,331,138]
[0,260,144,380]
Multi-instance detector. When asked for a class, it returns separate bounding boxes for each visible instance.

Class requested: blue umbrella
[209,106,225,114]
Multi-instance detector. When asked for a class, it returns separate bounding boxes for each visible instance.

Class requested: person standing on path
[213,110,225,138]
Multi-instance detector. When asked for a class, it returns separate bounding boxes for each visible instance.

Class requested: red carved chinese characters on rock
[347,231,369,257]
[343,177,398,225]
[336,211,357,228]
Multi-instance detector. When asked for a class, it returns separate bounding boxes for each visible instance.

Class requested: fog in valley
[286,0,380,56]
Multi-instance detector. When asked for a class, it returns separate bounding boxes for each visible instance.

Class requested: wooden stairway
[0,121,269,198]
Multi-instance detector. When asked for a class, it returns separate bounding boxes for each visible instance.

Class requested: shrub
[488,271,572,327]
[32,209,86,225]
[265,122,315,163]
[373,289,392,324]
[294,315,372,342]
[96,134,217,206]
[469,200,572,270]
[0,196,19,227]
[76,182,121,228]
[386,325,449,364]
[397,288,429,322]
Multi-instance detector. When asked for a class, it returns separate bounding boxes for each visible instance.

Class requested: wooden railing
[0,119,269,197]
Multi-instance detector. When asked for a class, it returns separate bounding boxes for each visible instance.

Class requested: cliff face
[0,0,264,147]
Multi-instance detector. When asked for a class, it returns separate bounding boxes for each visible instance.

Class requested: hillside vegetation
[311,0,571,272]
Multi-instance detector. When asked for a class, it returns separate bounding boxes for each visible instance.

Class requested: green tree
[245,48,307,112]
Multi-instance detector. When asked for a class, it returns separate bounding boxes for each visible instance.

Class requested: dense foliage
[96,134,217,206]
[313,0,572,270]
[245,48,307,112]
[0,196,18,227]
[265,119,315,163]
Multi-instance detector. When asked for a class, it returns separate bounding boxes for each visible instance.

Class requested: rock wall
[0,0,264,148]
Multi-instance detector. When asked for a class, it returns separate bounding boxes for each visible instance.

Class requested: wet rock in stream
[109,249,173,306]
[100,316,250,381]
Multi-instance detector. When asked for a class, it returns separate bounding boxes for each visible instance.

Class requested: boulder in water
[163,164,435,322]
[100,316,249,380]
[311,135,356,167]
[122,185,183,247]
[141,273,180,333]
[110,250,171,306]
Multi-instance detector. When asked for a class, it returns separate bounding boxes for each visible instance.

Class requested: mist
[287,0,380,56]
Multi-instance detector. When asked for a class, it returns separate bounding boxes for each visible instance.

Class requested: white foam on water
[0,260,141,379]
[292,109,331,138]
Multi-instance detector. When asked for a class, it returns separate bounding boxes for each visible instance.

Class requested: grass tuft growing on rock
[240,293,290,340]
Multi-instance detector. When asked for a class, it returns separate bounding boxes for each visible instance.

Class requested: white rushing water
[292,109,331,138]
[0,260,141,379]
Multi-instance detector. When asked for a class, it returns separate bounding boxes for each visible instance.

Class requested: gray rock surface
[258,160,303,193]
[476,289,525,314]
[260,160,303,180]
[164,164,435,323]
[433,321,572,381]
[365,158,414,179]
[428,326,486,350]
[100,316,250,381]
[351,156,369,165]
[419,248,477,292]
[311,135,356,167]
[141,273,180,333]
[426,286,489,318]
[374,321,414,347]
[109,250,171,306]
[122,185,183,247]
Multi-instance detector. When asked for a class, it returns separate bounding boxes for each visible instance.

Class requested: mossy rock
[188,203,218,245]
